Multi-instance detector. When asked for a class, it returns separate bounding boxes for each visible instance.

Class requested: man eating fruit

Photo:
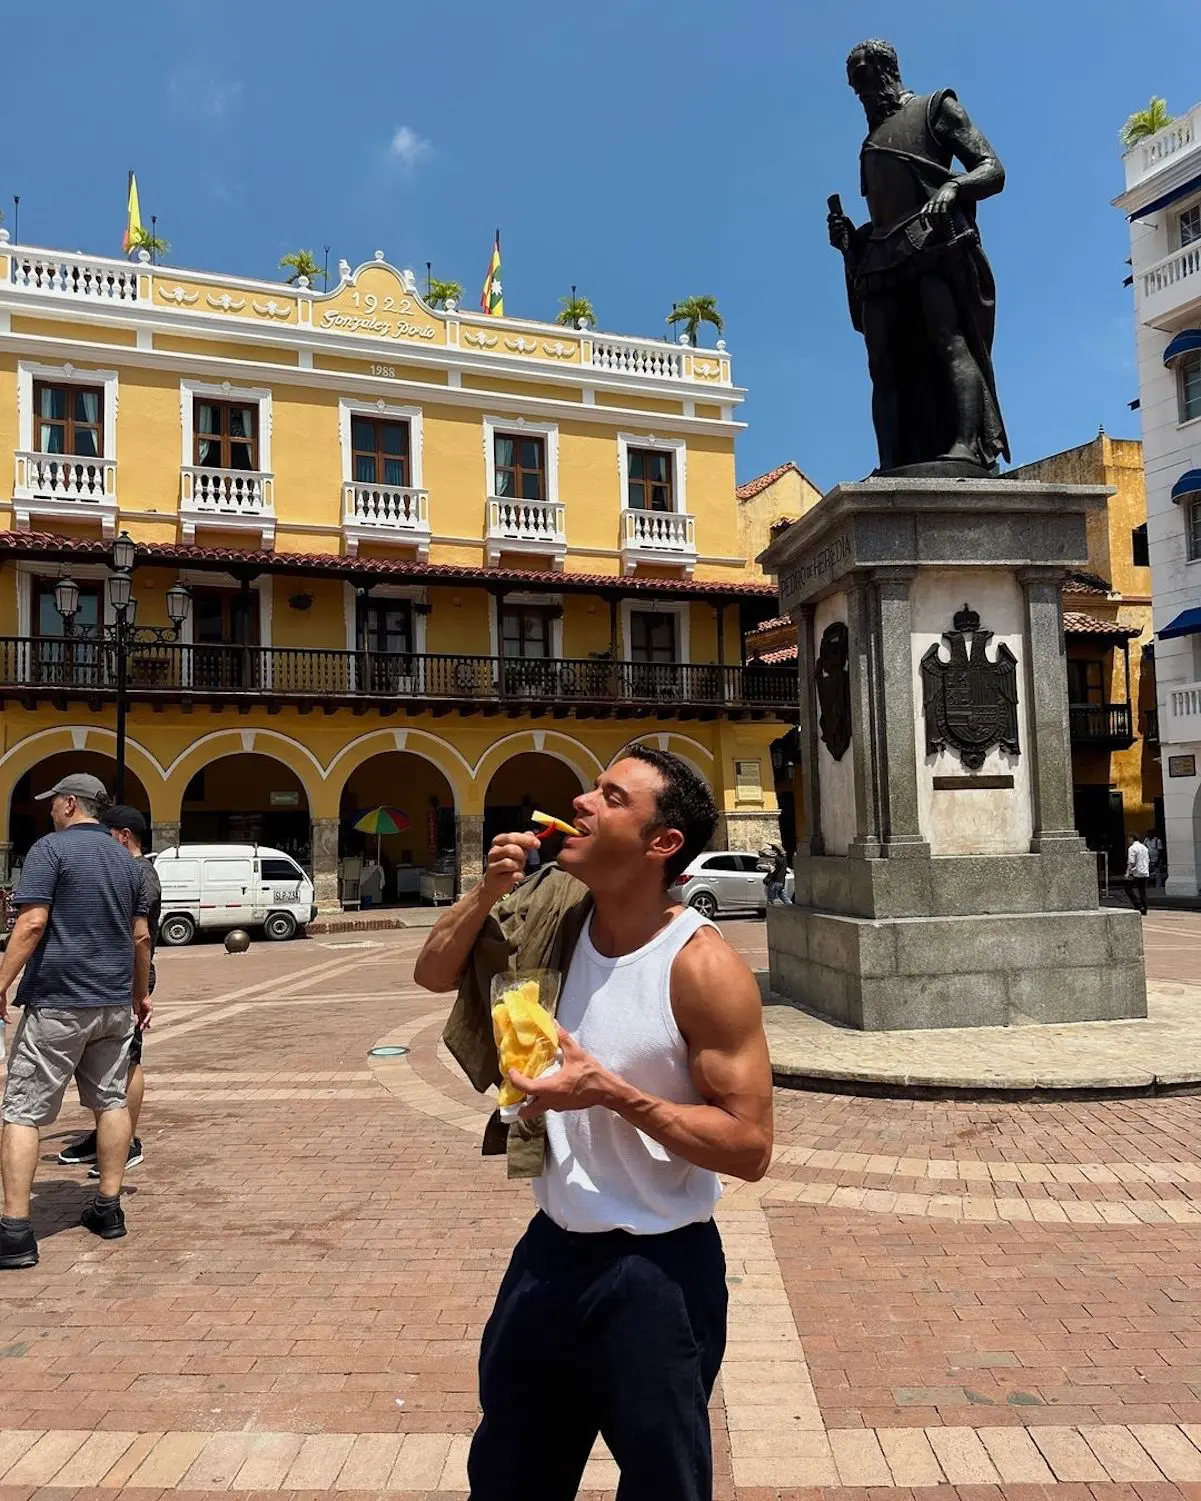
[415,745,773,1501]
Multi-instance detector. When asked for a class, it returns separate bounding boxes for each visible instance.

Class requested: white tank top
[532,906,722,1235]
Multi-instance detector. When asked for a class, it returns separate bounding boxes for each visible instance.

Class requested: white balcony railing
[591,337,684,380]
[179,466,275,545]
[14,452,116,502]
[9,250,141,302]
[621,507,696,552]
[1123,103,1201,191]
[1143,242,1201,301]
[485,496,567,566]
[342,482,431,558]
[343,482,428,531]
[1168,681,1201,730]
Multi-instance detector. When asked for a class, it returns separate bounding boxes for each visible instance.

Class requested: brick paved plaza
[5,915,1201,1499]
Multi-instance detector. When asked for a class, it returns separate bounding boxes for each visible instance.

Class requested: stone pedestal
[310,817,341,913]
[151,822,180,855]
[760,478,1147,1030]
[456,813,484,896]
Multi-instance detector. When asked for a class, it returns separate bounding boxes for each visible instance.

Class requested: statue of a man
[828,39,1009,475]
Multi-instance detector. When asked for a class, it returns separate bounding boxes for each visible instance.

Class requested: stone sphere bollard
[224,929,251,954]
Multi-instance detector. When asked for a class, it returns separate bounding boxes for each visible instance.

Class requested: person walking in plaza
[0,774,152,1270]
[57,806,160,1175]
[415,746,773,1501]
[1124,831,1151,916]
[1144,828,1165,889]
[761,841,789,905]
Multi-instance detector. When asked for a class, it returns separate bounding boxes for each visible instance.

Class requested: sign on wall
[1168,754,1197,778]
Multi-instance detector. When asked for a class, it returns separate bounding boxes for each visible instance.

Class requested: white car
[150,844,317,945]
[669,851,793,919]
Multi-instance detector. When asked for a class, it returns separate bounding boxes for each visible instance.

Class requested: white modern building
[1116,102,1201,894]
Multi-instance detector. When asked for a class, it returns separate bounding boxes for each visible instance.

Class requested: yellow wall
[737,465,823,566]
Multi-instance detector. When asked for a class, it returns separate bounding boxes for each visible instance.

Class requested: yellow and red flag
[122,171,143,254]
[480,230,503,316]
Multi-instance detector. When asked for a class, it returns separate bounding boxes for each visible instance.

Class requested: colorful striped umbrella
[350,806,411,863]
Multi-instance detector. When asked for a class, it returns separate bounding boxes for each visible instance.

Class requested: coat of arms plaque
[919,603,1019,772]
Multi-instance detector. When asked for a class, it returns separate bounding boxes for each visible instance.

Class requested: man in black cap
[57,805,160,1176]
[0,773,152,1269]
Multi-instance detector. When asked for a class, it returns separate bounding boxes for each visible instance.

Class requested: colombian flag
[480,230,503,316]
[122,171,143,254]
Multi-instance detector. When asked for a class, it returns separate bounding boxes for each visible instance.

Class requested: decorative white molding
[178,377,273,470]
[505,336,539,354]
[252,300,292,320]
[157,285,199,305]
[489,591,565,659]
[206,293,246,312]
[463,330,498,349]
[617,431,688,513]
[619,598,691,664]
[542,341,574,360]
[482,414,559,502]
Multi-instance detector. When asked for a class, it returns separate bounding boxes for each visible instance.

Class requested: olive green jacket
[441,864,593,1178]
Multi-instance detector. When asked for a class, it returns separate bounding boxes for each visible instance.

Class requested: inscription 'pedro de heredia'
[779,532,853,611]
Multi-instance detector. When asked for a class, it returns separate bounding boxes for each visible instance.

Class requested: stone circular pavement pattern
[3,914,1201,1498]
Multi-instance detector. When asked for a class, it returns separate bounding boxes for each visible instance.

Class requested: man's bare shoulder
[670,924,763,1039]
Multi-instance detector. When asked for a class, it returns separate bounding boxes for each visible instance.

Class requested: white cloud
[167,69,243,121]
[389,125,432,168]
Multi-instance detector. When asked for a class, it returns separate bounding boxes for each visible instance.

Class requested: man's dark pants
[469,1210,727,1501]
[1124,876,1148,916]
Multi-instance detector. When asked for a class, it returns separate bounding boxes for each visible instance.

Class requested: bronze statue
[828,39,1009,476]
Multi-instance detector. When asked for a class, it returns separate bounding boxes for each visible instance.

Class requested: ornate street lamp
[165,581,191,627]
[111,530,136,575]
[53,575,80,624]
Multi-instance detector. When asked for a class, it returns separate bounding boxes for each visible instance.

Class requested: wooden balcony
[1068,702,1135,749]
[0,638,798,721]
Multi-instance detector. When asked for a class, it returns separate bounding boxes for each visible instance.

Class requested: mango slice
[492,978,559,1107]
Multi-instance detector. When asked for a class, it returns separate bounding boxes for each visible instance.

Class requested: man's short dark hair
[624,744,718,884]
[101,805,148,846]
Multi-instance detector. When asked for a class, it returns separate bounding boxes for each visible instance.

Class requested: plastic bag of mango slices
[491,970,562,1124]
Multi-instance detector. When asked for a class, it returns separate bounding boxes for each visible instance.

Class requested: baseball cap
[34,772,109,803]
[101,805,147,841]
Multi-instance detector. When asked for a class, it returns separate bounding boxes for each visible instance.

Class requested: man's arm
[513,927,774,1182]
[132,915,152,1028]
[413,831,540,993]
[0,905,49,1018]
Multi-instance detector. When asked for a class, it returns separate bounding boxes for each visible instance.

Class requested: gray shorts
[1,1005,134,1127]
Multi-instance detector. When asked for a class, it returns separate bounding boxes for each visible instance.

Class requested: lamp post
[54,533,191,802]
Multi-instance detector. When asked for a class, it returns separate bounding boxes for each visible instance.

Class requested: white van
[150,844,317,946]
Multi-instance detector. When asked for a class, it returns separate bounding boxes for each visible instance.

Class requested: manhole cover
[369,1045,410,1058]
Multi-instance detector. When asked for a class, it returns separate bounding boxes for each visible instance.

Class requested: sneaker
[0,1223,38,1270]
[57,1130,98,1166]
[88,1139,142,1179]
[81,1198,126,1240]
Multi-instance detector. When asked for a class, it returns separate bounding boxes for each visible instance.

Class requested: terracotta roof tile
[751,644,798,664]
[1062,570,1112,596]
[0,529,778,602]
[1062,610,1141,639]
[735,460,827,501]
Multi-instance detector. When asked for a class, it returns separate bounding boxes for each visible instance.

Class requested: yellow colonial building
[0,234,794,907]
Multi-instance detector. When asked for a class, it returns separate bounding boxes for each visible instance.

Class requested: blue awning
[1160,608,1201,640]
[1130,172,1201,221]
[1165,330,1201,365]
[1172,469,1201,504]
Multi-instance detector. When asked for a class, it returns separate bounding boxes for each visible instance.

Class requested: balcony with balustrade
[485,497,567,568]
[1068,702,1135,749]
[179,466,275,548]
[13,451,118,537]
[620,507,698,574]
[342,482,431,559]
[0,637,797,722]
[1141,238,1201,329]
[1121,102,1201,194]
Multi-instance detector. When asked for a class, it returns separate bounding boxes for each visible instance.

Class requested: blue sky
[5,0,1200,488]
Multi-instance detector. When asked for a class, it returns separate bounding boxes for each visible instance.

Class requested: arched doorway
[483,752,586,853]
[10,752,152,866]
[340,752,456,906]
[180,754,310,865]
